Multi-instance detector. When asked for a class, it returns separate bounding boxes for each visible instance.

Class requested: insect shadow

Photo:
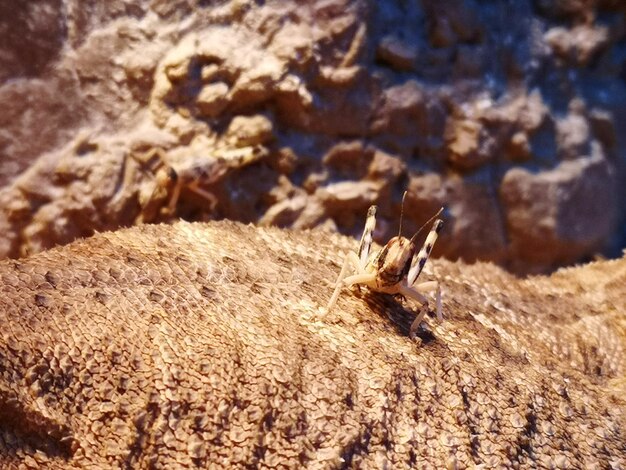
[359,290,438,345]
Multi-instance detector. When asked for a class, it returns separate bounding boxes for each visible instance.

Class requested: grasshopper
[326,194,444,338]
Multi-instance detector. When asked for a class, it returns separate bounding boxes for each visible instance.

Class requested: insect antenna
[409,207,444,244]
[407,206,445,286]
[398,191,408,236]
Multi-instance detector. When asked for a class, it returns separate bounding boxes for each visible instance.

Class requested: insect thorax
[371,236,415,288]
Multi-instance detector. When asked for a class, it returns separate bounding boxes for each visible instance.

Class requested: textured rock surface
[0,0,625,273]
[0,221,625,468]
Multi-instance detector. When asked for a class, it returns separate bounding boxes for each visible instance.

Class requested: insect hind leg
[413,281,443,322]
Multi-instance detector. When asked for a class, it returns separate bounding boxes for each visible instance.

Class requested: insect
[131,144,267,223]
[326,195,444,339]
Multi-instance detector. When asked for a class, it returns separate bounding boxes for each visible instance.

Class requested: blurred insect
[131,145,267,223]
[326,193,444,338]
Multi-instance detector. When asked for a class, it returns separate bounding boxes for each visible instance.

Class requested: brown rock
[406,171,507,265]
[534,0,591,20]
[293,197,330,230]
[445,118,495,171]
[316,180,381,232]
[429,16,456,48]
[500,152,618,272]
[376,35,418,71]
[367,150,406,182]
[370,81,447,162]
[371,80,426,137]
[259,194,308,228]
[196,82,230,118]
[0,0,625,274]
[317,180,380,213]
[318,65,362,86]
[507,131,532,161]
[224,115,274,148]
[0,73,84,188]
[323,141,373,179]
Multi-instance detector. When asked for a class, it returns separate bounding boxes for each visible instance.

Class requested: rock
[454,44,487,78]
[259,194,308,227]
[556,108,591,160]
[0,73,83,188]
[367,150,406,182]
[429,16,456,48]
[589,108,616,150]
[405,171,507,265]
[500,150,618,272]
[445,118,495,171]
[318,65,362,86]
[0,0,625,273]
[507,131,532,161]
[317,181,380,213]
[423,1,482,45]
[534,0,591,20]
[544,24,609,66]
[316,180,381,232]
[371,80,427,137]
[376,35,418,71]
[224,115,274,148]
[293,197,331,230]
[196,82,230,118]
[272,147,298,175]
[323,141,373,179]
[370,80,446,162]
[149,26,288,130]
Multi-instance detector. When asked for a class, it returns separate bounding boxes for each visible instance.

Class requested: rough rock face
[0,0,625,273]
[0,221,625,468]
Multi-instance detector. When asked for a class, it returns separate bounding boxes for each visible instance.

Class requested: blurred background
[0,0,624,274]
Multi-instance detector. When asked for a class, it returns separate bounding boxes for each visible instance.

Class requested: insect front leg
[326,205,378,313]
[325,251,361,314]
[357,205,377,271]
[407,218,443,286]
[343,272,377,288]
